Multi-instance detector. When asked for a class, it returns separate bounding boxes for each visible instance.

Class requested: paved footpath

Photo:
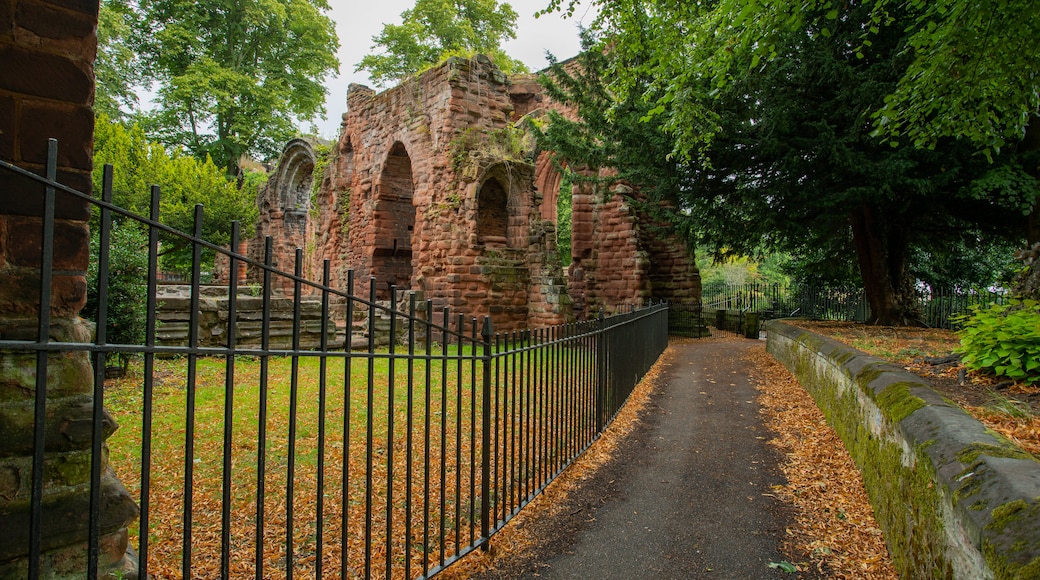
[479,339,818,580]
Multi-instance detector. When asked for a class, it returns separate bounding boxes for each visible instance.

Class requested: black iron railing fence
[700,281,1007,329]
[1,142,668,579]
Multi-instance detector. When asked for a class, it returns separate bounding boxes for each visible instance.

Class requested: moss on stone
[875,382,927,423]
[956,442,1035,465]
[983,499,1040,579]
[853,366,885,391]
[781,329,952,578]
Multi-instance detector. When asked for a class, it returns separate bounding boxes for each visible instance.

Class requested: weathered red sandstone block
[15,1,95,43]
[51,274,86,316]
[20,101,93,168]
[5,217,87,270]
[0,46,93,104]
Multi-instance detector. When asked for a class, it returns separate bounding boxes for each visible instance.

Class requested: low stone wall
[156,286,333,350]
[765,320,1040,579]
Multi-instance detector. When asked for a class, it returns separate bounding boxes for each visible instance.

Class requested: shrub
[84,221,149,374]
[955,299,1040,385]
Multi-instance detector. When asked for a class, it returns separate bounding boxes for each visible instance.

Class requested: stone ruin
[240,55,702,334]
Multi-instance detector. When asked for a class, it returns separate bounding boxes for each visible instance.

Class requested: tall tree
[130,0,339,177]
[357,0,528,87]
[533,30,697,251]
[692,3,1030,323]
[543,0,1040,298]
[542,0,1040,161]
[95,0,142,120]
[538,10,1031,325]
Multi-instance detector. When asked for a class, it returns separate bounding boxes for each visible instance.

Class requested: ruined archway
[477,177,509,246]
[244,138,319,287]
[372,141,415,298]
[274,138,316,236]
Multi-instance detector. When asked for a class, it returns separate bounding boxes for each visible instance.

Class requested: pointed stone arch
[475,161,532,249]
[372,141,416,298]
[273,138,317,234]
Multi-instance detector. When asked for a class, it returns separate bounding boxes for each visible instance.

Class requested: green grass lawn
[104,342,597,579]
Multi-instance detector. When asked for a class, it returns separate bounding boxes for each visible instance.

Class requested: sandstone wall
[308,56,565,333]
[0,1,138,577]
[251,55,702,335]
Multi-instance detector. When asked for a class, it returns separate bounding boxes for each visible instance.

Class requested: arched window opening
[372,142,415,298]
[284,160,314,234]
[477,177,509,246]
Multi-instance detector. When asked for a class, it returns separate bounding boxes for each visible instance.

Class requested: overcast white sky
[315,1,597,137]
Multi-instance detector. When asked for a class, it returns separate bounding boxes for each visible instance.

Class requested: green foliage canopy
[541,0,1040,160]
[357,0,528,87]
[129,0,339,176]
[92,115,260,274]
[536,8,1031,324]
[95,0,142,121]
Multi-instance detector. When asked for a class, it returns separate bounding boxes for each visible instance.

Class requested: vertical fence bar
[480,316,493,542]
[405,292,416,580]
[468,317,477,546]
[552,325,561,476]
[220,222,239,579]
[493,331,503,527]
[508,330,517,511]
[139,184,160,579]
[315,260,330,579]
[364,279,376,580]
[439,306,449,565]
[524,328,533,497]
[385,287,397,579]
[28,139,57,578]
[533,327,541,488]
[182,203,204,579]
[285,249,304,580]
[454,312,464,552]
[87,165,114,579]
[547,326,555,481]
[341,270,355,580]
[595,311,606,434]
[255,236,274,580]
[422,298,433,576]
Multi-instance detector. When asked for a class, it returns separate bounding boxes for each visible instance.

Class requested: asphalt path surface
[476,338,818,580]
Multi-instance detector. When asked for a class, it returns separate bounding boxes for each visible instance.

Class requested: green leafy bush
[955,300,1040,385]
[85,221,149,373]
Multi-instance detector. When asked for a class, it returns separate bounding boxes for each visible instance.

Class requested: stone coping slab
[764,319,1040,580]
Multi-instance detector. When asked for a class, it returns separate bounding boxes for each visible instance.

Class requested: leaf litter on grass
[105,353,495,579]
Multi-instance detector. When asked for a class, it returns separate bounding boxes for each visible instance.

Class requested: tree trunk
[1025,116,1040,246]
[1016,115,1040,300]
[849,204,922,326]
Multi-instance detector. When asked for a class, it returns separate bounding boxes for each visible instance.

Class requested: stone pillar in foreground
[0,0,139,577]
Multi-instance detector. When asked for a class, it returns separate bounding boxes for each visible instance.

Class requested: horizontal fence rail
[1,142,669,579]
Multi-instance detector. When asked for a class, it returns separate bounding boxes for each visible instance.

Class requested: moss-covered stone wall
[765,320,1040,580]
